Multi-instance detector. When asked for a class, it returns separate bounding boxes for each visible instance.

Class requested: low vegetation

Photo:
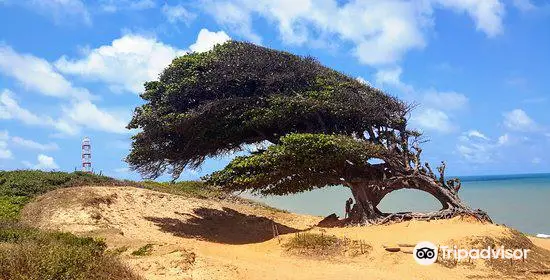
[0,170,224,279]
[0,196,30,221]
[131,244,154,256]
[283,232,371,258]
[141,180,225,199]
[0,170,232,221]
[0,169,288,279]
[0,223,142,280]
[0,170,132,221]
[445,229,550,275]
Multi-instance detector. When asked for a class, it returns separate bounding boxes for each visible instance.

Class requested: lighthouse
[81,137,92,173]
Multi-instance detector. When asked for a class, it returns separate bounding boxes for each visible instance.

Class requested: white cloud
[23,154,59,170]
[532,157,542,164]
[356,77,371,86]
[374,67,468,134]
[375,69,469,114]
[455,129,530,164]
[100,0,155,12]
[512,0,536,12]
[61,100,129,134]
[55,30,231,94]
[1,89,128,135]
[11,136,59,151]
[375,67,414,93]
[423,90,468,111]
[55,34,187,94]
[457,144,493,163]
[202,0,504,65]
[503,109,538,131]
[0,143,11,159]
[466,130,489,140]
[497,133,510,145]
[411,108,457,133]
[162,4,196,25]
[189,29,231,53]
[456,129,508,163]
[0,130,12,159]
[0,89,78,135]
[202,0,262,44]
[0,89,48,126]
[26,0,91,25]
[434,0,505,37]
[0,44,93,100]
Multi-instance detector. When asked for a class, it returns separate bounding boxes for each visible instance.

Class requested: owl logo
[413,241,438,265]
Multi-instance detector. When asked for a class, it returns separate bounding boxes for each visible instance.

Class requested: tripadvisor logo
[413,241,531,265]
[414,241,438,265]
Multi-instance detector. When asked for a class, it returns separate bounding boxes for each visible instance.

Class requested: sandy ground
[21,186,550,280]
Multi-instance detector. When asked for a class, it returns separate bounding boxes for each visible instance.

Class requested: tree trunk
[348,182,390,224]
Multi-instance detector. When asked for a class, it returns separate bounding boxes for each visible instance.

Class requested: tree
[127,41,491,225]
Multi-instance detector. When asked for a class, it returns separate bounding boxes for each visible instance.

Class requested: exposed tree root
[346,208,492,226]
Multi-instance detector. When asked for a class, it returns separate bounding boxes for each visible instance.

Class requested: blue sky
[0,0,549,180]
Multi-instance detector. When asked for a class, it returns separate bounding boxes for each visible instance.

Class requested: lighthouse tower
[81,137,92,173]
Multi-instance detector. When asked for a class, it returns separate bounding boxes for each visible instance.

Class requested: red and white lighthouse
[81,137,92,173]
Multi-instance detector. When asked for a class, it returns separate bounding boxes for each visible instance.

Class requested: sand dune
[21,186,550,280]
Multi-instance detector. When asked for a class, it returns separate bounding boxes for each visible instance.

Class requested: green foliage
[131,244,153,256]
[0,170,132,197]
[108,246,130,256]
[0,170,133,221]
[0,196,30,221]
[127,41,407,179]
[0,225,106,253]
[0,224,141,280]
[207,133,387,195]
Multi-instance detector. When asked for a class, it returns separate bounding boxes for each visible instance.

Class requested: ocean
[244,173,550,235]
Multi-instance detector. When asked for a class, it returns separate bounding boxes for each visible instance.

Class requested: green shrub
[0,170,135,221]
[131,244,154,256]
[0,170,132,197]
[0,224,141,280]
[0,196,30,221]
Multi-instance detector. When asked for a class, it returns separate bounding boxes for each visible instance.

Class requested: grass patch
[0,170,134,222]
[108,246,130,256]
[283,232,371,258]
[0,170,287,221]
[141,180,225,199]
[0,196,30,221]
[0,170,133,198]
[131,244,154,256]
[284,232,340,251]
[0,223,141,280]
[141,180,288,213]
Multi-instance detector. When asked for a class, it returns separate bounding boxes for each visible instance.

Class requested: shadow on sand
[144,207,300,244]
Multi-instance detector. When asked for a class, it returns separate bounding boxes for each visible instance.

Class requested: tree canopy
[127,41,491,224]
[127,41,407,179]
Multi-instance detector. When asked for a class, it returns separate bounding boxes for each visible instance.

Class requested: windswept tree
[127,41,491,224]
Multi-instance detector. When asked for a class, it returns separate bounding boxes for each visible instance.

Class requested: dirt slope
[21,186,550,280]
